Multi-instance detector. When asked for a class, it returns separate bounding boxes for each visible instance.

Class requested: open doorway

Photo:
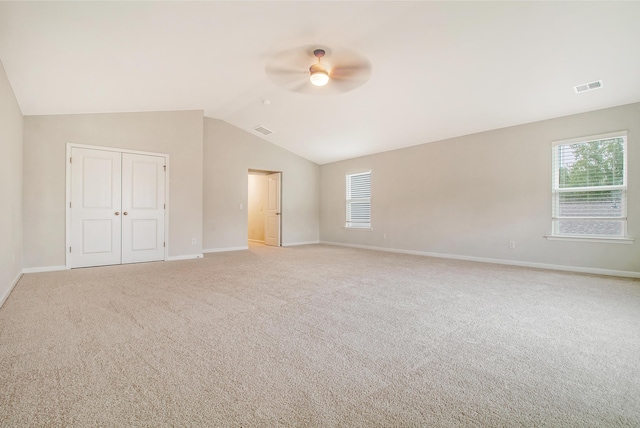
[248,170,281,247]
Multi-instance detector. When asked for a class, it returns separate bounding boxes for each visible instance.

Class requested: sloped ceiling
[1,1,639,164]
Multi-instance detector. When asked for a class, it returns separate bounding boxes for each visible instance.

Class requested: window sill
[544,235,634,244]
[343,226,373,231]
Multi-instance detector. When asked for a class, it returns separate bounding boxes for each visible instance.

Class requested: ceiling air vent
[253,125,274,136]
[574,80,603,94]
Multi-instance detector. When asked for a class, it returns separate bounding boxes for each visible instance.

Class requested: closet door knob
[123,212,128,216]
[115,212,120,216]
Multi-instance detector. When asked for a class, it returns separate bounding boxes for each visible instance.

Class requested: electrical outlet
[192,238,197,245]
[509,241,516,249]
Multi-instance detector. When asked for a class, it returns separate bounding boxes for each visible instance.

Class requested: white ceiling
[1,1,639,164]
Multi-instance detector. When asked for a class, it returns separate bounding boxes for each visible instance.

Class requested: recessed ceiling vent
[574,80,603,94]
[253,125,274,136]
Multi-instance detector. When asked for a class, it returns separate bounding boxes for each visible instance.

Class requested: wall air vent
[253,125,274,136]
[574,80,603,94]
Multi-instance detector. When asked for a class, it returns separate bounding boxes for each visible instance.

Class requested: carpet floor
[1,244,639,427]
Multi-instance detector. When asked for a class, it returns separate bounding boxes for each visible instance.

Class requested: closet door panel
[121,153,166,264]
[70,148,122,268]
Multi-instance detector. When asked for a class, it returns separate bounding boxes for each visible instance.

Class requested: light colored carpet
[1,244,639,427]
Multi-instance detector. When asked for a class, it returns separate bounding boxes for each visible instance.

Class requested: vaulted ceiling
[1,1,639,164]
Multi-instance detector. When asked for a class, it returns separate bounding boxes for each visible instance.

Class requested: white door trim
[65,143,170,269]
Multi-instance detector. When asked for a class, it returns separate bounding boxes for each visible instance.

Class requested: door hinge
[163,165,166,171]
[69,202,72,208]
[69,246,71,253]
[164,203,166,209]
[163,242,165,248]
[69,157,72,163]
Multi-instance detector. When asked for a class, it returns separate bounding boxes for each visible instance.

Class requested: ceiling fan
[265,45,372,95]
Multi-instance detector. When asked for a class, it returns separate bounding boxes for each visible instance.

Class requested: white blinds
[552,134,626,237]
[346,172,371,228]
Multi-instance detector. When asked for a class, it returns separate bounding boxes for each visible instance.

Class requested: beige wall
[203,118,319,250]
[320,102,640,275]
[248,173,268,242]
[0,61,23,304]
[23,110,203,268]
[9,77,637,276]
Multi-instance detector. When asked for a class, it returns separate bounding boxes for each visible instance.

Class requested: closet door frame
[65,143,170,269]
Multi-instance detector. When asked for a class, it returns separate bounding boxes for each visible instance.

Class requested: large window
[552,132,627,238]
[346,171,371,229]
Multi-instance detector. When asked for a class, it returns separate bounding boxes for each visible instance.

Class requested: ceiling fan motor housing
[309,62,328,76]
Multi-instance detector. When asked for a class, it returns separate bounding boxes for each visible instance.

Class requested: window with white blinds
[552,132,627,237]
[346,171,371,229]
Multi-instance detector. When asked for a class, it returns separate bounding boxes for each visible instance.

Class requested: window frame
[345,171,372,230]
[550,131,628,240]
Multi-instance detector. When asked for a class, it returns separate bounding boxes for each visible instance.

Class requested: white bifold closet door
[70,147,165,268]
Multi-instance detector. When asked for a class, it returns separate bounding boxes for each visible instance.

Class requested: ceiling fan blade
[330,58,372,80]
[327,58,371,93]
[265,66,307,78]
[272,78,310,93]
[324,78,366,94]
[265,64,307,88]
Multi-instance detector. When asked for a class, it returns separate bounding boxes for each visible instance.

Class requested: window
[346,171,371,229]
[552,132,627,238]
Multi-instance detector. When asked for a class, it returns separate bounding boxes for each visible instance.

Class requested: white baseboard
[283,241,320,247]
[0,271,23,309]
[22,265,67,274]
[166,254,204,261]
[22,257,208,270]
[202,246,248,254]
[320,241,640,279]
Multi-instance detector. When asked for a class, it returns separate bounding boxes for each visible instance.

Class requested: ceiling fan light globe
[310,71,329,86]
